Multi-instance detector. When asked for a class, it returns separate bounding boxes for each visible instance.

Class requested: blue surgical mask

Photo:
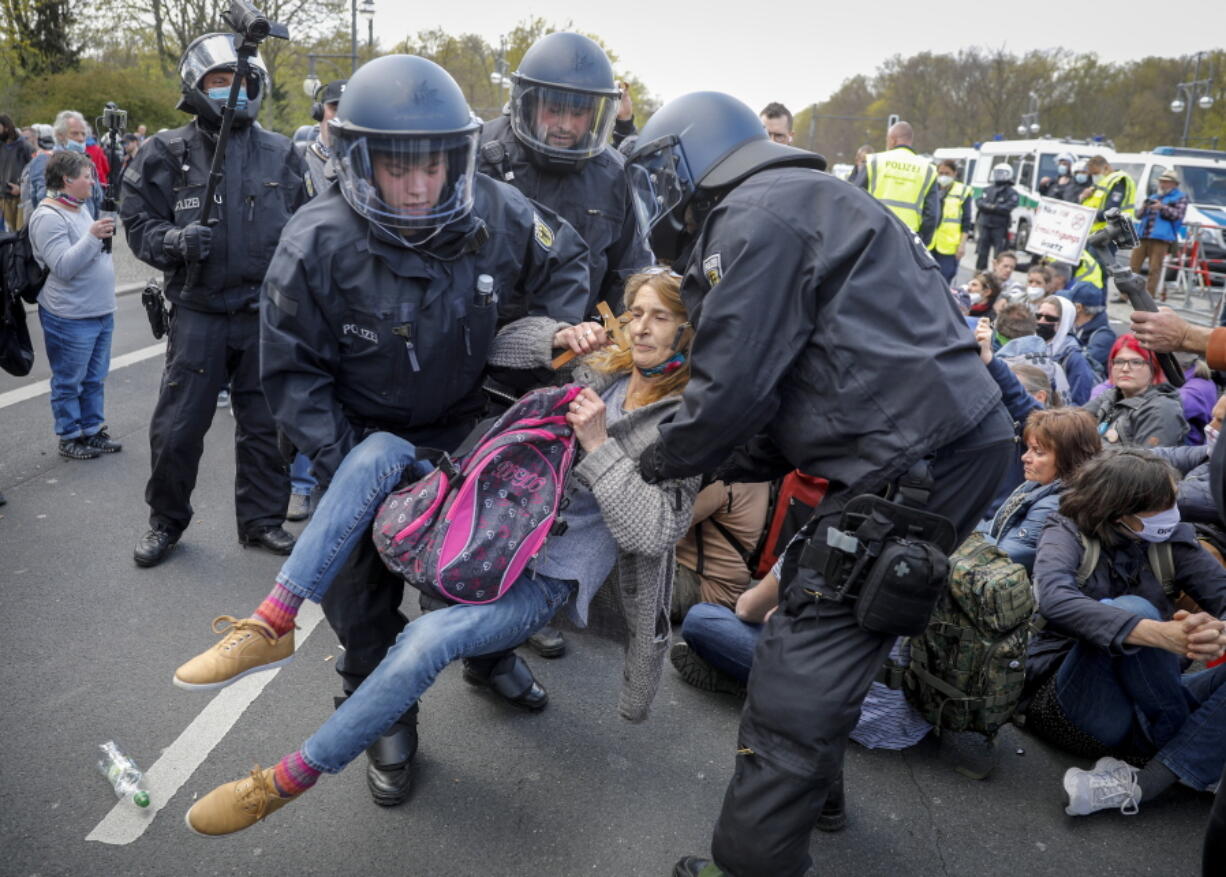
[1074,173,1089,184]
[1131,505,1180,543]
[206,86,248,112]
[1058,164,1070,175]
[65,139,85,153]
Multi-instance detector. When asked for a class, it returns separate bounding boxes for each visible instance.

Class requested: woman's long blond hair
[588,269,693,407]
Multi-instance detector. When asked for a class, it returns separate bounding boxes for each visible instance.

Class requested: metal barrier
[1162,222,1226,326]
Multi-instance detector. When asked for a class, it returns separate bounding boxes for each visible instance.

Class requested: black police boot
[814,772,847,833]
[337,696,418,807]
[134,526,178,568]
[239,525,295,555]
[462,653,548,711]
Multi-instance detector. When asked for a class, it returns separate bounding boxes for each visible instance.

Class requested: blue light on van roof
[1154,146,1175,155]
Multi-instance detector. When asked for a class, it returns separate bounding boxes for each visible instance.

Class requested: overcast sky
[371,0,1225,123]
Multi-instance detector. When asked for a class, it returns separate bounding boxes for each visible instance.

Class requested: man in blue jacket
[1062,282,1116,377]
[1131,169,1187,302]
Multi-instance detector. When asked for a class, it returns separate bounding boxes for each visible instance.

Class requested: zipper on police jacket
[391,322,421,372]
[245,195,255,221]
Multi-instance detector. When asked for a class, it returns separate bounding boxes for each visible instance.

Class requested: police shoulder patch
[533,213,555,250]
[703,252,723,286]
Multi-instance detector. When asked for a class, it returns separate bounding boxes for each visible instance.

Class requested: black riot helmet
[626,91,826,262]
[509,31,621,173]
[329,55,482,237]
[176,33,269,127]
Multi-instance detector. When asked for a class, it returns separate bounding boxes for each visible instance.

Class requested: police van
[1110,146,1226,263]
[932,146,979,185]
[968,138,1111,252]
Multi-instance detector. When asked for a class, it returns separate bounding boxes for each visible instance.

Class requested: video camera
[221,0,289,45]
[95,101,128,254]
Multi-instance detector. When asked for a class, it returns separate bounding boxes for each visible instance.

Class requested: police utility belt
[797,461,957,637]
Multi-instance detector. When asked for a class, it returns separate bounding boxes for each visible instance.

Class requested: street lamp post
[488,36,512,97]
[360,0,375,61]
[1171,51,1215,148]
[1017,91,1040,137]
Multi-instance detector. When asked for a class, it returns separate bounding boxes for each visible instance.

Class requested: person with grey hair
[51,110,102,216]
[27,150,120,459]
[1064,281,1115,376]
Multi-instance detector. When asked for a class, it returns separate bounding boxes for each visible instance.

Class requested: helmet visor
[510,84,618,161]
[180,34,267,95]
[333,129,479,231]
[626,135,689,234]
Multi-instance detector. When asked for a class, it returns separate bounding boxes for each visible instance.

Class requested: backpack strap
[1147,541,1179,602]
[1075,533,1101,586]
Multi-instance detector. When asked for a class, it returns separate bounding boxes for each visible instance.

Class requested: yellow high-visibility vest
[866,147,937,234]
[1082,169,1136,233]
[1074,250,1104,290]
[931,181,970,255]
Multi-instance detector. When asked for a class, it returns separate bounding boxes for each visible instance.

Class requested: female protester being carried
[1026,449,1226,818]
[172,268,701,837]
[1083,334,1188,448]
[27,150,122,460]
[1035,295,1097,405]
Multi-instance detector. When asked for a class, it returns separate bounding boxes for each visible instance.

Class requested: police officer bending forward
[122,33,306,567]
[626,93,1014,877]
[259,55,591,808]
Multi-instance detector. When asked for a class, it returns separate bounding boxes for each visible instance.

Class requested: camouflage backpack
[901,531,1036,737]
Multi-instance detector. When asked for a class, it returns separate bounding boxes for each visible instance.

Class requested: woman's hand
[975,317,993,365]
[553,321,610,357]
[566,387,608,453]
[1128,611,1226,661]
[89,217,116,240]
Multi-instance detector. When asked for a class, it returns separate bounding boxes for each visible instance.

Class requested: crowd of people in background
[1,38,1222,877]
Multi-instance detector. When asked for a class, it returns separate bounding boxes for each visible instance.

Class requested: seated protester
[965,271,1004,319]
[974,408,1100,573]
[172,269,702,836]
[1044,261,1073,295]
[673,561,933,753]
[671,480,770,622]
[1083,334,1189,448]
[992,249,1025,301]
[1010,362,1060,408]
[993,303,1072,402]
[1061,282,1115,378]
[1174,395,1226,524]
[1019,265,1051,306]
[1025,449,1226,818]
[1036,295,1097,405]
[1176,352,1218,446]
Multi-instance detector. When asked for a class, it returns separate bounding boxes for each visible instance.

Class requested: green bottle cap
[133,790,151,808]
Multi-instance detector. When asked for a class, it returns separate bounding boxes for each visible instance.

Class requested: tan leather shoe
[173,616,294,691]
[186,766,299,836]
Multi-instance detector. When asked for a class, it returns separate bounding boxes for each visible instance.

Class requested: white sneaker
[1063,756,1141,816]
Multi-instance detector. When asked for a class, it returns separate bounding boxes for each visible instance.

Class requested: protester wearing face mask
[1083,335,1188,448]
[51,110,102,218]
[1024,448,1226,819]
[1039,151,1081,203]
[1061,282,1115,378]
[1035,295,1097,405]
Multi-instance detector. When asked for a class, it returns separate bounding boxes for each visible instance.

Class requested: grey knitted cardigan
[490,317,701,722]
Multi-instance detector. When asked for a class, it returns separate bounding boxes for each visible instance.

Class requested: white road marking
[85,601,325,845]
[0,340,166,410]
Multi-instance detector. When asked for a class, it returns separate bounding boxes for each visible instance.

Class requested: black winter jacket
[975,181,1018,230]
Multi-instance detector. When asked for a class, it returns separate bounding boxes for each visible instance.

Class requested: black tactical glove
[163,222,213,263]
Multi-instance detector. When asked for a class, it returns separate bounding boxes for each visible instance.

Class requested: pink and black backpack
[372,383,583,604]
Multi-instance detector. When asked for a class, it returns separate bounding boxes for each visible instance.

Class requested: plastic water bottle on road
[97,741,150,808]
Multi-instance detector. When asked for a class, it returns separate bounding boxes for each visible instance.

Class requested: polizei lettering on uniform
[342,323,378,343]
[175,196,201,212]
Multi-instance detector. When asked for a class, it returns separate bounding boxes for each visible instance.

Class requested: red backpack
[371,384,582,604]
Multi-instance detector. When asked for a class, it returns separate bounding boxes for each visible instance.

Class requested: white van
[932,146,979,186]
[969,138,1112,252]
[1110,147,1226,261]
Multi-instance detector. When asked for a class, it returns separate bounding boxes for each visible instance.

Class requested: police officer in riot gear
[297,79,345,199]
[122,32,306,567]
[259,54,592,807]
[479,31,651,318]
[477,30,652,659]
[625,92,1014,877]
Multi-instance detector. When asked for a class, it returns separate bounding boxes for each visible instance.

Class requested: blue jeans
[682,602,762,684]
[290,453,315,497]
[275,432,432,602]
[303,570,572,772]
[1055,595,1226,790]
[38,307,113,439]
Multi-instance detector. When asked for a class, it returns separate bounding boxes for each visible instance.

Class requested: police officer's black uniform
[121,33,305,565]
[974,167,1019,271]
[628,92,1015,877]
[259,54,590,807]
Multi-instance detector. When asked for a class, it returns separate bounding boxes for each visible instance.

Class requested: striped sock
[272,750,320,798]
[253,582,303,637]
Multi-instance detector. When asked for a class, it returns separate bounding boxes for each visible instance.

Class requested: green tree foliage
[3,61,182,131]
[0,0,81,75]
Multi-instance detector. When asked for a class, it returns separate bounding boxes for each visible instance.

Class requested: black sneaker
[59,438,101,460]
[669,642,746,697]
[83,429,123,453]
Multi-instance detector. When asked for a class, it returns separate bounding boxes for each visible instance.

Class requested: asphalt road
[0,263,1214,877]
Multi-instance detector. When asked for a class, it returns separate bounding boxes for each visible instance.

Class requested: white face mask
[966,291,982,305]
[937,174,954,187]
[1129,505,1181,543]
[1026,284,1045,299]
